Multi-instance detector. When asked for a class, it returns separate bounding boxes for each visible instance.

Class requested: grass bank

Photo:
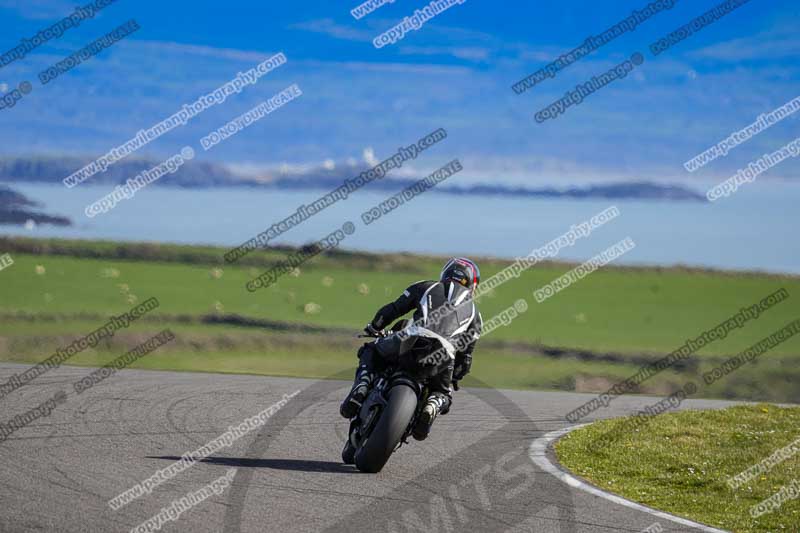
[0,237,798,400]
[556,405,800,532]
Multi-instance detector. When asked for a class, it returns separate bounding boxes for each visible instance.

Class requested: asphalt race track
[0,363,738,532]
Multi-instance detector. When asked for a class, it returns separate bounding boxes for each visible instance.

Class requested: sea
[1,181,797,275]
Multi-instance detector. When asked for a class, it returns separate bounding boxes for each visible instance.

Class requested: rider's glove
[364,323,382,337]
[453,354,472,381]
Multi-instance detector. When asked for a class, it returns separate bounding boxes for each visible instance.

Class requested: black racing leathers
[358,279,482,408]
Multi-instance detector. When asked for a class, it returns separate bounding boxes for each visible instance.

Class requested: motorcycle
[341,319,456,473]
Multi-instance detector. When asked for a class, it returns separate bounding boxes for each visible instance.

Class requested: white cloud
[398,45,490,62]
[289,18,373,42]
[131,41,280,63]
[363,147,379,166]
[691,27,800,62]
[0,0,74,20]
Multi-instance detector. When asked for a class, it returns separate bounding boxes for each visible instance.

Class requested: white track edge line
[528,425,730,533]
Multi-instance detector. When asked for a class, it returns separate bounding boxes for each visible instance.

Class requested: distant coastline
[0,155,706,202]
[0,185,71,227]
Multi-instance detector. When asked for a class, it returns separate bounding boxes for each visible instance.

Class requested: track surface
[0,363,738,532]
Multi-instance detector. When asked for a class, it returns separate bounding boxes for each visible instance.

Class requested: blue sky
[0,0,797,187]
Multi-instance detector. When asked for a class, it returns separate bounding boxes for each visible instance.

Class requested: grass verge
[555,405,800,532]
[0,323,648,392]
[1,236,799,401]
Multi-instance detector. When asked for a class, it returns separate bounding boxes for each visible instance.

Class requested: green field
[556,405,800,533]
[1,236,798,401]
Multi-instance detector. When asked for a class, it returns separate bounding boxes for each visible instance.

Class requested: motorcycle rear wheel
[354,384,417,473]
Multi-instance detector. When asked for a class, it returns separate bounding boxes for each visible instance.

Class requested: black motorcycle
[341,319,453,473]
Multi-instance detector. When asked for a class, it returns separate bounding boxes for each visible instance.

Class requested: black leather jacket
[370,280,482,376]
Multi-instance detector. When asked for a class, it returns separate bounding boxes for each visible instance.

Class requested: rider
[339,257,483,440]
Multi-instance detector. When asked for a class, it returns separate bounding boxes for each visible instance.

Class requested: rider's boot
[339,364,374,419]
[412,393,449,441]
